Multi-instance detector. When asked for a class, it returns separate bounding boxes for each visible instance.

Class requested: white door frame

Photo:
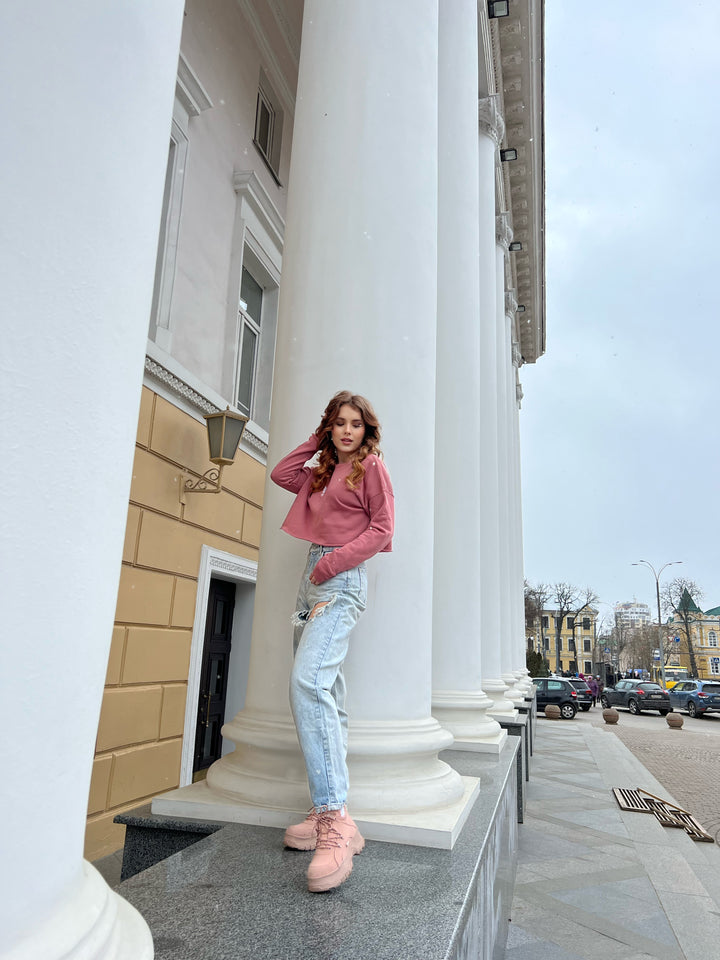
[180,545,258,786]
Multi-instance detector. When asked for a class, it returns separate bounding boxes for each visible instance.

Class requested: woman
[270,390,394,893]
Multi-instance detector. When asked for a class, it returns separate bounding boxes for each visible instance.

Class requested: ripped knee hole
[310,601,331,619]
[290,594,337,626]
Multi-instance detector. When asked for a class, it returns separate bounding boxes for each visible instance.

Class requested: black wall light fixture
[488,1,510,18]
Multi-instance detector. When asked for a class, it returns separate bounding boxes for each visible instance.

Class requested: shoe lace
[314,814,345,850]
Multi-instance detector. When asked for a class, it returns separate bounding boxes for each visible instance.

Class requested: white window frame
[149,53,213,352]
[222,170,284,433]
[235,266,263,419]
[708,630,718,647]
[253,68,283,183]
[710,658,720,676]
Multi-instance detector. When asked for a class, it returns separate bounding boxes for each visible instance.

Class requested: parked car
[600,679,671,715]
[568,679,593,711]
[532,677,578,719]
[668,679,720,718]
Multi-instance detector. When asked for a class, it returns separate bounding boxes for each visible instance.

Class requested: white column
[0,3,184,957]
[509,325,533,692]
[496,217,525,704]
[431,1,505,753]
[477,100,516,718]
[207,0,467,823]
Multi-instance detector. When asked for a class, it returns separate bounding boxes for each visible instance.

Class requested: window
[236,267,262,418]
[710,659,720,676]
[149,54,212,351]
[232,246,278,432]
[584,661,592,673]
[709,631,718,647]
[583,638,591,653]
[567,617,575,630]
[228,170,284,433]
[554,616,561,631]
[569,638,575,651]
[582,617,591,631]
[253,69,283,182]
[543,637,549,650]
[542,616,548,629]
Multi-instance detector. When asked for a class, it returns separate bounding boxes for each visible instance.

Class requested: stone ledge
[119,741,520,960]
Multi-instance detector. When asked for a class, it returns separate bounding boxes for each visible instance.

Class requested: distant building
[535,608,599,675]
[614,600,651,629]
[667,593,720,678]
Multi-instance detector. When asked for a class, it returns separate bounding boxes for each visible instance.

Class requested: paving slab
[510,711,720,960]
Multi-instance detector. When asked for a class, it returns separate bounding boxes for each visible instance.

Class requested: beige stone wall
[85,386,264,860]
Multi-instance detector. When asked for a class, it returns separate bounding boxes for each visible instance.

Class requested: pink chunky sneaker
[306,807,365,893]
[283,811,320,851]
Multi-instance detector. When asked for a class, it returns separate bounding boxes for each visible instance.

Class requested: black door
[193,578,235,776]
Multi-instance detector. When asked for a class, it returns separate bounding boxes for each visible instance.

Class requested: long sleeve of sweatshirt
[270,435,321,493]
[270,437,394,584]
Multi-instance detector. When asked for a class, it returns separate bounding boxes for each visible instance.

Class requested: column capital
[478,95,504,145]
[496,211,513,250]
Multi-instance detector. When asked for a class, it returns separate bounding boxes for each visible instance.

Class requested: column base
[501,672,527,704]
[204,709,466,816]
[512,669,534,694]
[482,677,518,718]
[6,861,152,960]
[432,690,508,754]
[153,774,479,850]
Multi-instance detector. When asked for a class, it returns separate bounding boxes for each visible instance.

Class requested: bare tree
[661,578,704,678]
[551,583,581,673]
[524,580,551,653]
[567,587,599,671]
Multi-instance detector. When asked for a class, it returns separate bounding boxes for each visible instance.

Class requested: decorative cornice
[209,555,258,581]
[145,357,216,413]
[478,95,504,146]
[236,0,296,116]
[266,0,301,66]
[176,52,213,117]
[144,356,269,457]
[495,212,513,250]
[241,429,269,457]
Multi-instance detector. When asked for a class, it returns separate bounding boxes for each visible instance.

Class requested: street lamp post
[632,559,682,688]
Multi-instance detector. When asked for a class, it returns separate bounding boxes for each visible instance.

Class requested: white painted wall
[169,0,294,395]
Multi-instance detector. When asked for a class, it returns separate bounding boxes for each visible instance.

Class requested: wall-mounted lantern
[179,406,248,503]
[488,1,510,18]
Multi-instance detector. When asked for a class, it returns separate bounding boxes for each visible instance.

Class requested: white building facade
[615,600,652,629]
[1,1,543,957]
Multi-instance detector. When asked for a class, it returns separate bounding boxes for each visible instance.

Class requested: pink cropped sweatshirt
[270,434,394,584]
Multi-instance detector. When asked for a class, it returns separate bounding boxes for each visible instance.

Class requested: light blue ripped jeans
[289,544,367,812]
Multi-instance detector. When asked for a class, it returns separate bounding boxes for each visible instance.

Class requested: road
[566,703,720,843]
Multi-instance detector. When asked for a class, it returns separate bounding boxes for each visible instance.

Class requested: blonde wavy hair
[311,391,382,492]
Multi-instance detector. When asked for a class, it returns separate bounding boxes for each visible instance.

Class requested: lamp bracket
[179,465,225,504]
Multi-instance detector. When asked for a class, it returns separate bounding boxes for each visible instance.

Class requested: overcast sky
[519,0,720,619]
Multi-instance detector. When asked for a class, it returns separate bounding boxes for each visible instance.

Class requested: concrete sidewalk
[506,717,720,960]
